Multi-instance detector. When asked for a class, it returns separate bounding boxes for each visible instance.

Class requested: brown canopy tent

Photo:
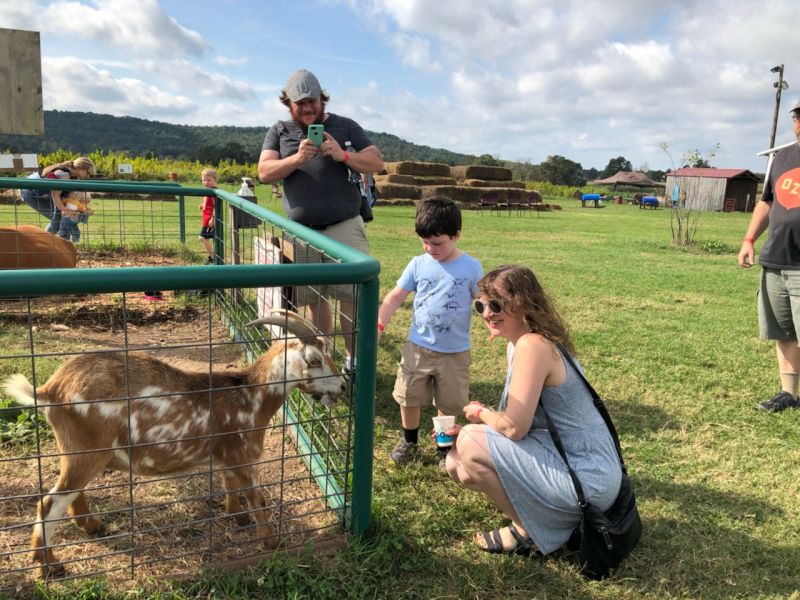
[590,171,660,187]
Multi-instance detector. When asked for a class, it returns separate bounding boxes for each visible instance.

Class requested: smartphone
[307,124,324,147]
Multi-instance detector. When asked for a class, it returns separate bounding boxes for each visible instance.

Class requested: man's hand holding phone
[295,124,324,166]
[319,132,347,162]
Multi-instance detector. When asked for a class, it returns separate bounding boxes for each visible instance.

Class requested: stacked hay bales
[463,179,526,189]
[374,161,552,210]
[450,165,513,182]
[385,161,451,177]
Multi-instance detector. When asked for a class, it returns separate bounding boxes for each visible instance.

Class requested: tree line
[0,111,736,186]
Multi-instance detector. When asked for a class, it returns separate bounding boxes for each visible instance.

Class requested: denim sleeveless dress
[484,346,622,554]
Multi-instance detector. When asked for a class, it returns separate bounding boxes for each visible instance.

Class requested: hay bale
[376,174,457,186]
[378,199,418,207]
[384,161,452,177]
[526,190,543,203]
[464,179,526,189]
[451,165,512,182]
[419,185,486,204]
[0,189,21,205]
[374,182,421,200]
[375,173,417,185]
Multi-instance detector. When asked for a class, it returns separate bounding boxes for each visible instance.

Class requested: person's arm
[377,286,412,341]
[464,336,555,440]
[258,138,320,183]
[738,200,771,268]
[51,190,66,212]
[319,132,384,174]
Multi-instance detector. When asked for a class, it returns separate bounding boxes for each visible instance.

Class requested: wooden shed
[665,168,760,212]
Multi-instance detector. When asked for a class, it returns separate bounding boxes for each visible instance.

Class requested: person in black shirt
[738,99,800,411]
[258,70,383,369]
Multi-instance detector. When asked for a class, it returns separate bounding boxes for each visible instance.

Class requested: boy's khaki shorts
[291,215,368,305]
[392,341,471,417]
[758,267,800,341]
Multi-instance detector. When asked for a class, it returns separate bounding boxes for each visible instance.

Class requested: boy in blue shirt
[378,196,483,471]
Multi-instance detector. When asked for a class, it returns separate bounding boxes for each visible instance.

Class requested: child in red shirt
[199,168,217,264]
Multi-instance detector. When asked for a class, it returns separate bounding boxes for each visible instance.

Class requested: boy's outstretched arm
[377,286,411,341]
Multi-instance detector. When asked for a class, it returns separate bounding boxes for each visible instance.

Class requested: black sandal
[475,523,538,556]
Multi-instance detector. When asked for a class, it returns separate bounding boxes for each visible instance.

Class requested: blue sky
[2,0,798,172]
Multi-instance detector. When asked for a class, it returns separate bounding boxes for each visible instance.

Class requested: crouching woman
[444,265,622,556]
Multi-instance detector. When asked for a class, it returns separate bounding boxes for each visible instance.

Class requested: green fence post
[350,275,379,535]
[213,195,225,264]
[178,194,186,244]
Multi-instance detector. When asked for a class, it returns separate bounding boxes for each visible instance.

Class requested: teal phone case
[307,124,324,147]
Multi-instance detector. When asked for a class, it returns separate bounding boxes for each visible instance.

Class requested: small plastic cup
[432,415,456,448]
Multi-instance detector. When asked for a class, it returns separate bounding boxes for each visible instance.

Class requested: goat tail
[3,374,36,406]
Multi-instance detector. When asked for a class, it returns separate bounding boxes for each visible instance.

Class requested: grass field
[4,193,800,599]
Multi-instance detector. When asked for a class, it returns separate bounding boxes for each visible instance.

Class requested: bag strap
[554,343,626,469]
[540,343,628,506]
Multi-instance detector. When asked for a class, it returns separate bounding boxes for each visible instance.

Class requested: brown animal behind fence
[0,225,77,269]
[3,310,345,579]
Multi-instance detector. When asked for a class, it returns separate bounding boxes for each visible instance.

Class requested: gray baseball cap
[284,69,322,102]
[790,99,800,113]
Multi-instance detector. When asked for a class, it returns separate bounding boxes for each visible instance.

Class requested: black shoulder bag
[541,345,642,580]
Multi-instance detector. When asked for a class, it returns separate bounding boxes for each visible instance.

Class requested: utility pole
[770,64,788,150]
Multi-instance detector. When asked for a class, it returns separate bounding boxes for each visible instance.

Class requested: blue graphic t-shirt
[397,252,483,353]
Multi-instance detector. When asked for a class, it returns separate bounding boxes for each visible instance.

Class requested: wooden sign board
[0,153,38,173]
[0,28,44,136]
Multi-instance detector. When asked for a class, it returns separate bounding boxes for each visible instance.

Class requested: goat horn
[246,309,319,340]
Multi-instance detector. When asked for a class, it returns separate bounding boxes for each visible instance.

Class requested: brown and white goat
[3,310,345,578]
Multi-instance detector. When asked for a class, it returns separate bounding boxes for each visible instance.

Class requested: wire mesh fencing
[0,177,379,593]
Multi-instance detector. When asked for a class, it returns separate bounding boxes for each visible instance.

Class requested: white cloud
[214,55,249,67]
[387,33,440,72]
[43,56,195,119]
[38,0,208,56]
[133,59,256,101]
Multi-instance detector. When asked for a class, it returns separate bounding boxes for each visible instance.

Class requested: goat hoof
[82,516,104,535]
[39,561,66,580]
[233,513,251,527]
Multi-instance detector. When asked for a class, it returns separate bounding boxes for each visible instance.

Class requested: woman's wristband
[743,236,755,244]
[377,322,385,332]
[342,151,349,163]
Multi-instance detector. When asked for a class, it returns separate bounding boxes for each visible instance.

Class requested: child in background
[377,196,483,472]
[57,191,94,243]
[199,168,217,265]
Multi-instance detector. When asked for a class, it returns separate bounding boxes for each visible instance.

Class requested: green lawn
[6,198,800,599]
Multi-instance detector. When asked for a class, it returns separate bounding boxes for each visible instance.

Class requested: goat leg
[223,470,251,527]
[67,492,103,535]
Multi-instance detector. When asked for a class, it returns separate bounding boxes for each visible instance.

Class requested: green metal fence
[0,176,379,587]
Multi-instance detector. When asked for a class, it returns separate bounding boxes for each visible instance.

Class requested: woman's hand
[464,401,486,423]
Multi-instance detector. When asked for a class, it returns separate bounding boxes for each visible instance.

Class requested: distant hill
[0,110,476,166]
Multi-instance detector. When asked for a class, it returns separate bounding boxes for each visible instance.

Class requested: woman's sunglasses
[474,298,504,315]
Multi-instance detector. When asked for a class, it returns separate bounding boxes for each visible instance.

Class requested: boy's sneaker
[756,391,800,412]
[389,439,418,464]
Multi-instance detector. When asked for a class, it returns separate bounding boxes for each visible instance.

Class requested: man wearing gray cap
[738,99,800,412]
[258,69,383,369]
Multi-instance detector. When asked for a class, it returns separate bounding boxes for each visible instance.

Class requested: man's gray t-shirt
[262,113,373,227]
